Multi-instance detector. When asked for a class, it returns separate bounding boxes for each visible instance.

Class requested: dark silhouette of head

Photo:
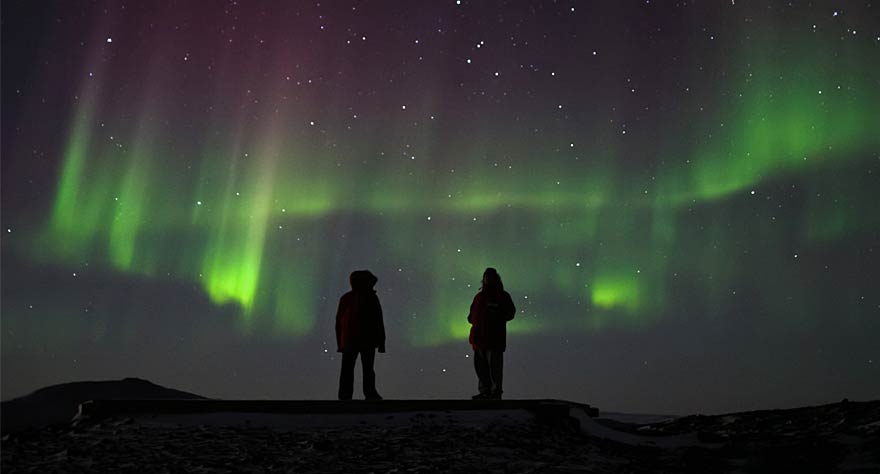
[349,270,378,291]
[481,267,504,292]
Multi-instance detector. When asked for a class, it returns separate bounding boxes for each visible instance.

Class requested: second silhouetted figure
[336,270,385,400]
[468,267,516,400]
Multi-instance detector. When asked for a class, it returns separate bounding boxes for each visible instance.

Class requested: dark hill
[0,377,205,433]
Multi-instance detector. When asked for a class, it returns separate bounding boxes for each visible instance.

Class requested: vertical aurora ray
[200,136,280,319]
[196,148,254,313]
[46,97,108,260]
[266,237,319,337]
[107,135,155,272]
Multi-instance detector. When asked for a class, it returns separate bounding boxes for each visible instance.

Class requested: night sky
[2,1,878,415]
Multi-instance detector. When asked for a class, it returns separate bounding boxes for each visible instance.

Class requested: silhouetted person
[467,267,515,400]
[336,270,385,400]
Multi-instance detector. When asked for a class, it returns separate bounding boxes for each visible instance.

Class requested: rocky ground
[2,400,878,473]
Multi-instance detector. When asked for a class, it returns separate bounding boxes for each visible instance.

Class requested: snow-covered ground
[3,399,879,473]
[2,379,878,473]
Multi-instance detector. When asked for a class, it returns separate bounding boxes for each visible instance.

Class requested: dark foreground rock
[2,400,878,473]
[3,420,615,474]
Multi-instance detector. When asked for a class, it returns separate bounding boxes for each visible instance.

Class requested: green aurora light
[25,18,880,347]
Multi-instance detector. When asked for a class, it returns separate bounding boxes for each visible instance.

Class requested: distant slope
[1,377,205,432]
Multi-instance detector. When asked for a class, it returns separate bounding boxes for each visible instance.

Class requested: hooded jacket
[467,288,516,351]
[336,270,386,353]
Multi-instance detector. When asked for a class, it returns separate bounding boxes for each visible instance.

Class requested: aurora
[3,0,878,414]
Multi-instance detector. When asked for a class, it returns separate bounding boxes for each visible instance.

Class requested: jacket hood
[349,270,378,290]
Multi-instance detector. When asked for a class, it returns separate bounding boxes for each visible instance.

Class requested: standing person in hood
[467,267,516,400]
[336,270,386,400]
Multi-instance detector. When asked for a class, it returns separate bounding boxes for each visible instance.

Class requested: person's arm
[467,293,479,324]
[335,295,345,351]
[504,291,516,321]
[376,295,386,353]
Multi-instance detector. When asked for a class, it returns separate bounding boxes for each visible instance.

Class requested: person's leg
[338,351,358,400]
[360,348,381,399]
[473,349,491,397]
[487,350,504,399]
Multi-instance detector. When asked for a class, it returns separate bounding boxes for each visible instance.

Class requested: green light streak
[46,100,110,260]
[109,149,151,270]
